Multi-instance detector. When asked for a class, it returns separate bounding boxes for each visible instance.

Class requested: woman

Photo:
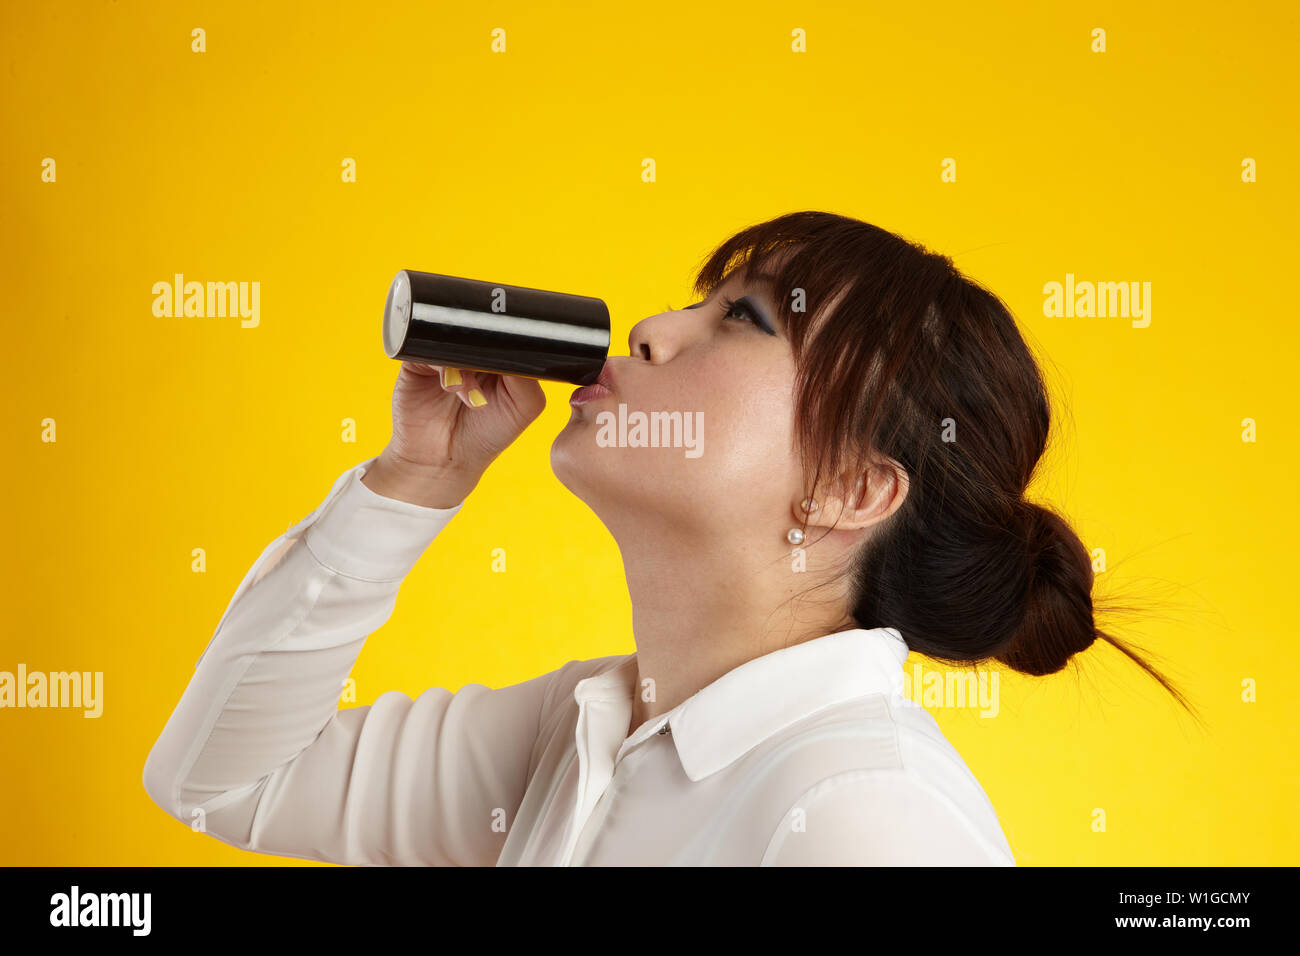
[143,210,1193,866]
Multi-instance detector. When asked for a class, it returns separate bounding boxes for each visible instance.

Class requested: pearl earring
[788,497,816,545]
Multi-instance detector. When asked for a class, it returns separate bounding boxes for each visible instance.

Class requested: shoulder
[761,764,1016,866]
[756,696,1016,866]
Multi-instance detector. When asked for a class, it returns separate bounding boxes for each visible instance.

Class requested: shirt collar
[572,627,910,783]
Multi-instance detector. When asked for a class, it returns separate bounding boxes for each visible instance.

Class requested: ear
[803,458,909,533]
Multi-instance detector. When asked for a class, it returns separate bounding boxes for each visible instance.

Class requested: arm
[761,768,1018,866]
[142,456,559,867]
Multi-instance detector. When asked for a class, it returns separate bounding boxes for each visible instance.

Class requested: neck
[612,519,855,739]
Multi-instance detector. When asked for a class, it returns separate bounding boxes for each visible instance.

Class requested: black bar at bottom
[0,865,1284,941]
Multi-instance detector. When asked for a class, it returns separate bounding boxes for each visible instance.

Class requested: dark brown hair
[690,210,1198,720]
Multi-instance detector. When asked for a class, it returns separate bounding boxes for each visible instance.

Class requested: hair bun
[995,499,1098,675]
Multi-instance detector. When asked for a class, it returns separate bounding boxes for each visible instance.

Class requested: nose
[628,323,652,362]
[628,305,693,365]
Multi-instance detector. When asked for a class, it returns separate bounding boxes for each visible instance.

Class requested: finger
[498,371,544,406]
[403,361,443,376]
[453,369,488,409]
[435,366,476,408]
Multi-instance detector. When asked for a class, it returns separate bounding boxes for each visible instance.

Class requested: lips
[570,360,617,407]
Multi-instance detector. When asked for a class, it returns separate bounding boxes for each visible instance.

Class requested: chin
[550,423,597,500]
[550,421,637,516]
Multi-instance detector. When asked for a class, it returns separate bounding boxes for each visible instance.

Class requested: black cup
[383,269,611,386]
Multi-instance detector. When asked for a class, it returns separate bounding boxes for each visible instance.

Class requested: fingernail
[444,367,462,386]
[467,388,487,407]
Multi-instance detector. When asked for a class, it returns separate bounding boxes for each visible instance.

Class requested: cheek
[550,354,800,521]
[672,357,799,498]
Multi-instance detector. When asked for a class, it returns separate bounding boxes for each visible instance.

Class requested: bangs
[688,211,861,358]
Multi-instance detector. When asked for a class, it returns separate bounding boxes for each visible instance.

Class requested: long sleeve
[142,456,564,867]
[760,768,1018,866]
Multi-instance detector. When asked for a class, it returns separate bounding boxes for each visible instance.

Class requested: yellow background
[2,0,1296,865]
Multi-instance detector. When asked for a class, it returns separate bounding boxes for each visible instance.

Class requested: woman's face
[551,266,807,541]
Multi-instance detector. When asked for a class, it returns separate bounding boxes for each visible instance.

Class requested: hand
[367,362,546,507]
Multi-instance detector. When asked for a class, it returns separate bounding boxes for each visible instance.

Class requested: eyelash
[668,296,766,330]
[718,295,758,326]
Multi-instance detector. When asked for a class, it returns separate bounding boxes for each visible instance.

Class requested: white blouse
[143,457,1018,867]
